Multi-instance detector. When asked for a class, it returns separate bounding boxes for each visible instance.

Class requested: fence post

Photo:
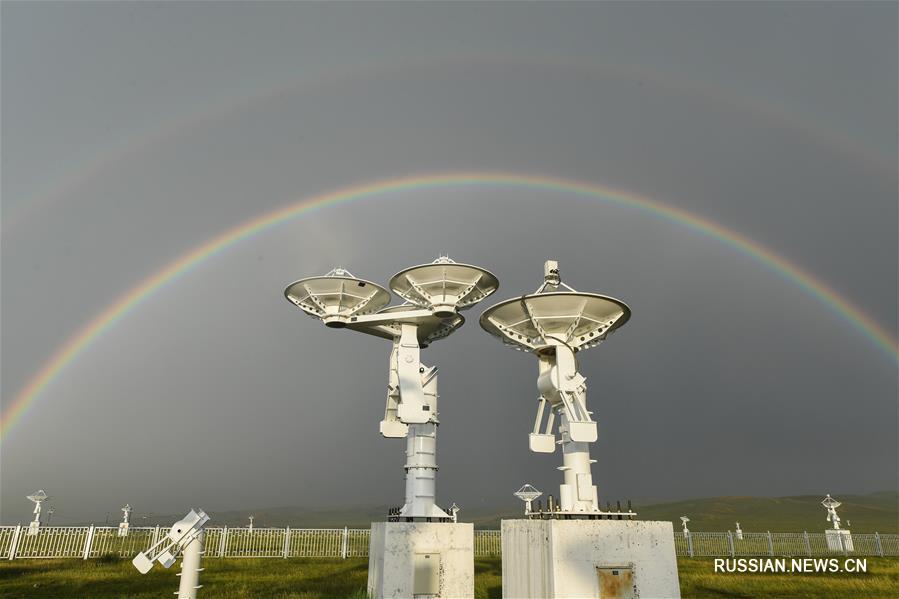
[82,525,95,560]
[341,527,348,559]
[874,532,883,558]
[766,531,773,556]
[283,527,290,559]
[803,531,811,556]
[7,525,21,560]
[727,531,735,557]
[686,532,694,558]
[220,526,228,558]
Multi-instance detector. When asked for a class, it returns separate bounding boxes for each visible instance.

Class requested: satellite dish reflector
[480,292,630,353]
[27,490,49,503]
[514,484,543,503]
[376,305,465,347]
[389,256,499,317]
[284,268,391,328]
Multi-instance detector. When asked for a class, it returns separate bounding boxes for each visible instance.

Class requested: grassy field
[2,557,897,598]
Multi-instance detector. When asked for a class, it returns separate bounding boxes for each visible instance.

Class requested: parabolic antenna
[27,490,49,504]
[389,256,499,317]
[821,494,842,511]
[284,268,391,328]
[480,292,630,353]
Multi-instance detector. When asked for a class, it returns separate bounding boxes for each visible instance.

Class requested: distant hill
[633,491,897,533]
[69,492,898,532]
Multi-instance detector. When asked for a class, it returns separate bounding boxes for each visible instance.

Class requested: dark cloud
[2,2,896,523]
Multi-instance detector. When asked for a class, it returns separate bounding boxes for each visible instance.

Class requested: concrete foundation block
[368,521,474,599]
[825,529,854,552]
[502,519,680,599]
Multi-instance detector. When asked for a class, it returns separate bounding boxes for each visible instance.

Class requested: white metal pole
[558,411,596,512]
[177,531,204,599]
[403,422,440,518]
[82,525,95,560]
[8,525,21,560]
[220,527,228,558]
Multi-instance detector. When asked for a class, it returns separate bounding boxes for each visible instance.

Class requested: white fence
[1,526,895,560]
[674,531,898,558]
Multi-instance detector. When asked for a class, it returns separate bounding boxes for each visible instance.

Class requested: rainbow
[2,172,896,439]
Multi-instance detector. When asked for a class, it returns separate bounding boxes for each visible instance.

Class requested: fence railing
[674,531,894,558]
[0,526,893,560]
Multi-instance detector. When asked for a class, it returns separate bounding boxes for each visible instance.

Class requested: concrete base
[825,529,854,552]
[368,521,474,599]
[502,519,681,599]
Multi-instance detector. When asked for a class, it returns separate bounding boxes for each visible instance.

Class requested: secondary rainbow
[2,172,896,440]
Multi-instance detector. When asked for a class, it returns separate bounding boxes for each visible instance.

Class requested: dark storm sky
[2,2,896,524]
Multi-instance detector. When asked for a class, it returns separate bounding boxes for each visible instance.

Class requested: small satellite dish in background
[514,484,543,515]
[118,504,132,537]
[26,490,50,535]
[821,494,843,529]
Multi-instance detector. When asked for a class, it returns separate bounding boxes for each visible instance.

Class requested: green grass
[2,557,897,598]
[678,557,899,598]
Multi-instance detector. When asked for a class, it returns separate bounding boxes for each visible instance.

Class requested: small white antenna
[513,484,543,515]
[26,490,50,535]
[133,509,209,599]
[821,494,843,530]
[734,521,743,540]
[248,515,254,531]
[680,516,690,534]
[449,503,460,523]
[119,504,133,537]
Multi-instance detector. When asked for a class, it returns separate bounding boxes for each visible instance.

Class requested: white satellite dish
[26,490,50,534]
[821,494,843,530]
[480,285,629,354]
[480,261,631,516]
[283,258,495,522]
[389,256,499,317]
[284,268,391,328]
[514,484,543,515]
